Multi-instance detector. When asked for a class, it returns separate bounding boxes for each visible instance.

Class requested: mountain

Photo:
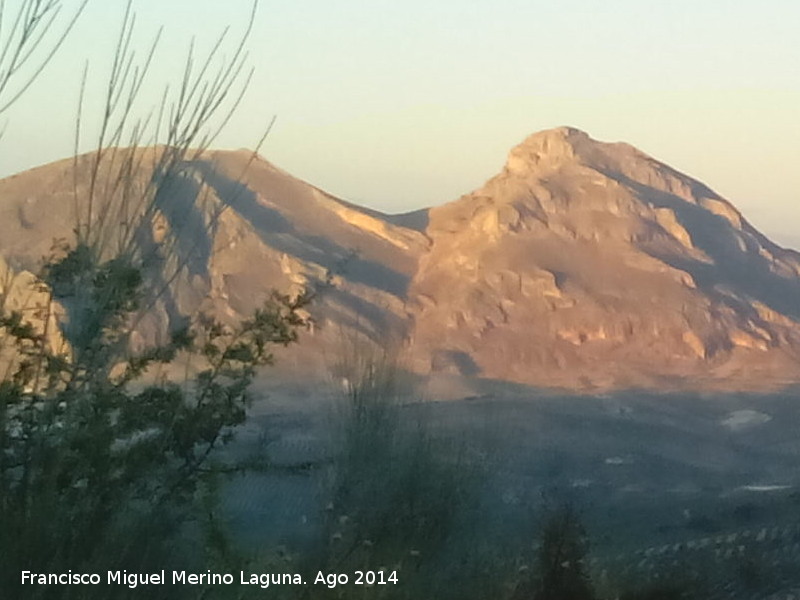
[1,129,800,391]
[407,127,800,390]
[0,148,426,367]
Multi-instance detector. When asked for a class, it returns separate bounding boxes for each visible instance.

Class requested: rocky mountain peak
[2,131,800,391]
[505,126,590,174]
[408,128,800,390]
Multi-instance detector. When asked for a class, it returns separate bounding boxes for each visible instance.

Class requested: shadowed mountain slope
[1,129,799,391]
[406,127,800,390]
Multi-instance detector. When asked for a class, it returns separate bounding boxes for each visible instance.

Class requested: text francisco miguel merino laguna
[21,569,399,589]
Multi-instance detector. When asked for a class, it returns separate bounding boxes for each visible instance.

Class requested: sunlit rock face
[3,128,800,391]
[407,127,800,390]
[0,149,429,370]
[0,255,67,373]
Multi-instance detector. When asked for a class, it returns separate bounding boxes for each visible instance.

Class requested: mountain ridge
[1,128,799,391]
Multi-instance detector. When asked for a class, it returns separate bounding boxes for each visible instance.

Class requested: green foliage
[0,246,308,598]
[0,1,307,598]
[306,340,479,600]
[513,503,595,600]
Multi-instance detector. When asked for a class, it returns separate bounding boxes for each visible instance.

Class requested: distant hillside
[2,129,800,391]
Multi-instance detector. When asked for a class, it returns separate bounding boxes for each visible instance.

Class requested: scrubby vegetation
[0,264,308,598]
[0,2,307,598]
[4,3,800,600]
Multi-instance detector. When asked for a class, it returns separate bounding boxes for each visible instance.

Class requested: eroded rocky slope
[2,129,799,390]
[407,127,800,389]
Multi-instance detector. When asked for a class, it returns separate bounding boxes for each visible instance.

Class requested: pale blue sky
[2,0,799,246]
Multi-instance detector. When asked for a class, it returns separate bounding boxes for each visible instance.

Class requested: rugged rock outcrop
[2,128,800,390]
[407,127,800,389]
[0,149,427,355]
